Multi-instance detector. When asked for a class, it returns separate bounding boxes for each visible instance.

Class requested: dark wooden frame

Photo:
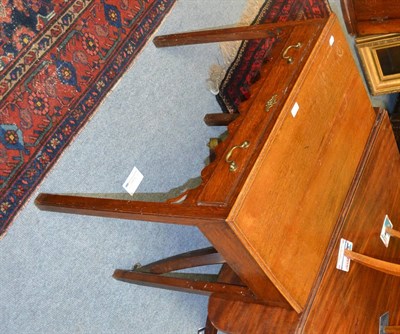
[341,0,400,36]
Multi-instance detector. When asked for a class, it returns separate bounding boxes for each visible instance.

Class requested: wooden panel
[341,0,400,35]
[197,20,326,207]
[198,221,292,309]
[208,294,299,334]
[227,17,376,311]
[206,111,400,333]
[208,265,299,333]
[353,0,400,22]
[302,111,400,333]
[357,19,400,36]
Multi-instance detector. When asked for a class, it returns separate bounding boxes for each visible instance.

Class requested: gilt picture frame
[356,34,400,95]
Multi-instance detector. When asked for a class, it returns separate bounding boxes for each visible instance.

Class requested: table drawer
[198,20,327,207]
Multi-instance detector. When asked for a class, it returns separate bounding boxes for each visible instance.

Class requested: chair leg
[113,248,258,299]
[137,247,225,274]
[197,317,218,334]
[153,18,327,47]
[205,317,218,334]
[204,113,239,126]
[113,270,255,297]
[35,193,229,226]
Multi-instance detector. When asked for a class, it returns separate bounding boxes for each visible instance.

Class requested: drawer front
[198,19,326,207]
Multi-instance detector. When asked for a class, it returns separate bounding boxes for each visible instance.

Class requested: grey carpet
[0,1,247,333]
[0,1,395,333]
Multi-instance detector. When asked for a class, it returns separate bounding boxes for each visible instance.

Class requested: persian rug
[0,0,176,237]
[217,0,331,113]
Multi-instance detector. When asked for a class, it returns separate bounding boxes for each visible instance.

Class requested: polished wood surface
[112,270,253,298]
[113,249,255,302]
[133,247,224,274]
[341,0,400,35]
[197,20,327,207]
[385,326,400,334]
[208,263,299,334]
[198,218,292,309]
[228,17,376,310]
[209,295,299,334]
[344,248,400,276]
[35,193,229,226]
[302,109,400,333]
[386,227,400,240]
[208,109,400,333]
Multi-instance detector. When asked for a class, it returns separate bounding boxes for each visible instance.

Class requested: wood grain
[153,19,326,47]
[198,20,326,208]
[135,247,225,274]
[227,15,375,311]
[385,326,400,334]
[302,111,400,333]
[208,294,299,334]
[340,0,400,35]
[344,249,400,277]
[208,264,298,333]
[199,221,292,309]
[386,227,400,240]
[113,270,254,298]
[35,193,229,226]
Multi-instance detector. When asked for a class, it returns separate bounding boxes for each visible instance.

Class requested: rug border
[0,0,177,238]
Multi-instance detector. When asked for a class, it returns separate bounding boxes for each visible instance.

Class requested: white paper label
[329,35,335,46]
[123,166,144,196]
[380,215,393,247]
[336,238,353,272]
[291,102,299,117]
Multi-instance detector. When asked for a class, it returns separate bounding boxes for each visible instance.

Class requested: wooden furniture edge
[153,18,328,47]
[340,0,358,35]
[221,14,338,313]
[296,107,387,331]
[196,15,331,208]
[198,221,294,310]
[35,193,229,226]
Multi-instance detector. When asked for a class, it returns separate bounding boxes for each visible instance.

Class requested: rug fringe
[207,0,266,94]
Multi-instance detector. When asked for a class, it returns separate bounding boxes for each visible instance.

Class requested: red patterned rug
[217,0,331,113]
[0,0,176,236]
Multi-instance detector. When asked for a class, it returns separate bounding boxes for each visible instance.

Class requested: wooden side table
[35,14,400,332]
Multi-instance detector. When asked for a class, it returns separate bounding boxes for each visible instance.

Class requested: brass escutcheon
[265,94,278,112]
[225,140,250,172]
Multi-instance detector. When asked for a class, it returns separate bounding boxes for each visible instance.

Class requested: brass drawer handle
[225,141,250,172]
[282,42,302,64]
